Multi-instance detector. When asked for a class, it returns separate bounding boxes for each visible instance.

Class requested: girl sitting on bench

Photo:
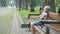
[33,6,51,26]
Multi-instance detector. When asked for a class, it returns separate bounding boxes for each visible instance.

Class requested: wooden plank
[29,21,60,34]
[40,20,60,24]
[34,26,45,34]
[34,25,60,34]
[49,12,60,30]
[49,12,60,20]
[49,25,60,32]
[29,20,60,24]
[38,25,60,34]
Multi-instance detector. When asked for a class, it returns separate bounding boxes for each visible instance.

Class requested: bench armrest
[28,14,39,19]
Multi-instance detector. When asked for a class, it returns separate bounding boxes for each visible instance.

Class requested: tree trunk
[25,0,28,10]
[30,0,35,12]
[19,0,22,10]
[15,0,19,7]
[0,0,6,7]
[58,8,60,13]
[22,0,26,9]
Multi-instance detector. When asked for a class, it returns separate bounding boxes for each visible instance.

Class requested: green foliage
[55,7,59,13]
[55,0,60,7]
[35,0,40,6]
[18,9,40,23]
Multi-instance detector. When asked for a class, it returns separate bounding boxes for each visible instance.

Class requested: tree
[58,8,60,13]
[0,0,6,7]
[30,0,36,12]
[44,0,55,12]
[19,0,22,10]
[15,0,19,7]
[25,0,28,10]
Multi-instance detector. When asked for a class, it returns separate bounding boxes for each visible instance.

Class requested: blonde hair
[44,6,51,11]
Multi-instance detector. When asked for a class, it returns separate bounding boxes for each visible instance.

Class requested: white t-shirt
[41,12,47,20]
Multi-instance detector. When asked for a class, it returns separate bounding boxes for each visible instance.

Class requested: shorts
[33,19,41,26]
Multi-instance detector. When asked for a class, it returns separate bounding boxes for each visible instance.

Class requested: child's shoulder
[41,12,47,15]
[42,12,47,14]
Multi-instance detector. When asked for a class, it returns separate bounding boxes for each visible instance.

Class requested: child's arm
[39,14,45,20]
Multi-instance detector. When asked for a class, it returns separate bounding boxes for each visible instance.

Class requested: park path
[0,7,14,34]
[0,7,31,34]
[0,7,13,16]
[10,9,21,34]
[10,8,31,34]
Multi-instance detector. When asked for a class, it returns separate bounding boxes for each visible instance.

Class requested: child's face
[43,7,48,12]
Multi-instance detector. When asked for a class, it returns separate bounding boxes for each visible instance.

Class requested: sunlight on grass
[0,12,13,34]
[18,9,40,23]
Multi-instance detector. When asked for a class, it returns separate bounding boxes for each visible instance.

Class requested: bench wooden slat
[40,20,60,24]
[34,26,45,34]
[38,26,59,34]
[49,12,60,30]
[49,12,60,20]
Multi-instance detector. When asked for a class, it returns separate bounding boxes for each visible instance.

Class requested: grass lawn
[19,6,40,23]
[18,7,59,24]
[0,12,13,34]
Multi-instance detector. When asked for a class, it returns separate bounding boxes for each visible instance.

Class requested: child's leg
[33,20,41,26]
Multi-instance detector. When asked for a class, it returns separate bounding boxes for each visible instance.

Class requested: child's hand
[39,14,45,20]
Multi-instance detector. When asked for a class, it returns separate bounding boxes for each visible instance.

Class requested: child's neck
[42,11,47,13]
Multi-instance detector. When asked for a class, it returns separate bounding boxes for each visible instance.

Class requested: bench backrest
[49,12,60,20]
[49,12,60,30]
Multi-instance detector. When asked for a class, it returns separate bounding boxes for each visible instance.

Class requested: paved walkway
[0,7,14,34]
[10,11,21,34]
[10,8,31,34]
[0,7,31,34]
[0,7,13,16]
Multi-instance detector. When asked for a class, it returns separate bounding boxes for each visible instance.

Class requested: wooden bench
[28,12,60,34]
[49,12,60,30]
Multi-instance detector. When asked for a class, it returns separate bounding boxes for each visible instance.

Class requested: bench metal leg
[29,22,31,31]
[45,24,50,34]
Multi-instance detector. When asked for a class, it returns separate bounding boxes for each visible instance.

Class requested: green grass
[18,7,59,24]
[18,9,40,23]
[0,12,13,34]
